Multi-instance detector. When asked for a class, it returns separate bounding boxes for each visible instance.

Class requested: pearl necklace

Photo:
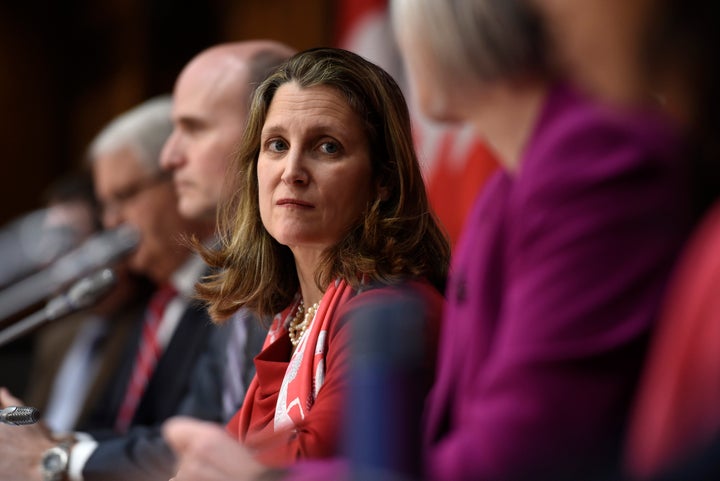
[288,300,320,348]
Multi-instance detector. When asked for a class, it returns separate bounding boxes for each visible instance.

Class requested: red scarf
[228,278,359,450]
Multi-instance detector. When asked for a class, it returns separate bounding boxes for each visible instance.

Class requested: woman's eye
[267,139,287,152]
[319,141,339,154]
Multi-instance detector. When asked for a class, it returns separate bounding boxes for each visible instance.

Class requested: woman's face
[257,82,374,256]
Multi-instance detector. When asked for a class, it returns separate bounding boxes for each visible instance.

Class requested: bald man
[162,41,296,221]
[160,40,297,425]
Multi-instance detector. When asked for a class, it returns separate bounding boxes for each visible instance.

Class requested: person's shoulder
[520,81,685,194]
[528,82,681,166]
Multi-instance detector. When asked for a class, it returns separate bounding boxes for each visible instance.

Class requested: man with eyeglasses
[83,95,216,429]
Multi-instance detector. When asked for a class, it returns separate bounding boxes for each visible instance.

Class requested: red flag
[335,0,497,246]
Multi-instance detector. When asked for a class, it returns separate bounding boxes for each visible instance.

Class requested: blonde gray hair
[391,0,546,84]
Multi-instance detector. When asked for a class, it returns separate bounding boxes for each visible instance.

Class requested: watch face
[42,446,68,481]
[43,453,63,470]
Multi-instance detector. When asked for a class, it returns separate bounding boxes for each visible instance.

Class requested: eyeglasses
[100,171,172,219]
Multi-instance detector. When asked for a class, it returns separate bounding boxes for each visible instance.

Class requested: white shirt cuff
[68,433,97,481]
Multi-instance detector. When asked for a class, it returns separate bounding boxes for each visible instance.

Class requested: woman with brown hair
[183,46,448,472]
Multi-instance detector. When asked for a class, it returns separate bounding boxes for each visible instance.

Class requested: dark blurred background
[0,0,336,227]
[0,0,335,394]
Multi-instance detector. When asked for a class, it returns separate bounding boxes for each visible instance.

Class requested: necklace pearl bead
[288,300,319,348]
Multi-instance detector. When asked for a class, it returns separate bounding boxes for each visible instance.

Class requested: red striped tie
[115,284,177,433]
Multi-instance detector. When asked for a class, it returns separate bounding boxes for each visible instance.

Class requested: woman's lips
[277,198,314,208]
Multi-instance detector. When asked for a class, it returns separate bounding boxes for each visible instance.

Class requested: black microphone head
[0,406,40,426]
[100,224,141,264]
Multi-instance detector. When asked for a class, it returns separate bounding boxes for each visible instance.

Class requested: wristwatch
[40,442,71,481]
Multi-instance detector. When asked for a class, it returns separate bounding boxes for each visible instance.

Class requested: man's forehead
[94,150,148,188]
[173,64,249,117]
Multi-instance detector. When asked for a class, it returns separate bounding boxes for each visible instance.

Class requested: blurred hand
[0,387,55,481]
[163,416,270,481]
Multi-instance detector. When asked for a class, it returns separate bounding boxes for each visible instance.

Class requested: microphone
[45,268,118,320]
[0,224,138,321]
[0,268,117,347]
[0,406,41,426]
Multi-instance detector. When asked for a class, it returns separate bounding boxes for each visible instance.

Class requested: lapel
[131,298,214,425]
[75,302,142,429]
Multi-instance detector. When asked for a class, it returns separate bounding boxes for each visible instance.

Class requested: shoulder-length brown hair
[197,47,450,320]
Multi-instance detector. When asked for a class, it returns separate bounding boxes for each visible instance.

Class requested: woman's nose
[280,150,309,185]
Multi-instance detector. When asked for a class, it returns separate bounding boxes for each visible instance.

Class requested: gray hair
[391,0,546,84]
[87,95,173,174]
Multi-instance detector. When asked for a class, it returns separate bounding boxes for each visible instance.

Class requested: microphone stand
[0,268,116,348]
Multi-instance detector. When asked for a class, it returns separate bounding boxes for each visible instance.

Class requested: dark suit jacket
[81,308,268,481]
[80,297,214,434]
